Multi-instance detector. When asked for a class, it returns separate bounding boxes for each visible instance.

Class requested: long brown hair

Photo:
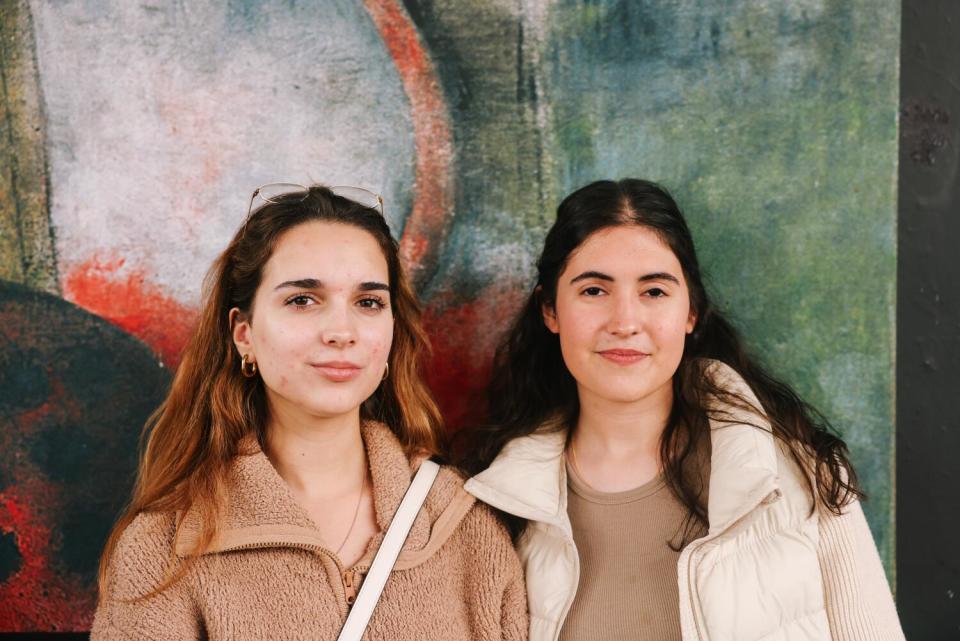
[458,178,863,542]
[99,185,443,596]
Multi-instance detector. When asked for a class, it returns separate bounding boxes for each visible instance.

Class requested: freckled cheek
[358,321,393,363]
[369,335,392,363]
[255,328,306,389]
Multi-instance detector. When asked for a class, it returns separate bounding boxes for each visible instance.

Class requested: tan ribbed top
[560,460,705,641]
[558,456,906,641]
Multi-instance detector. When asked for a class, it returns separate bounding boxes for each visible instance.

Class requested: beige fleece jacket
[91,421,529,640]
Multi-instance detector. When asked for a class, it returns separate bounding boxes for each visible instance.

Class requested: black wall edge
[897,1,960,639]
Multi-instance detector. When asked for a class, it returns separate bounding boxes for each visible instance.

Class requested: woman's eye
[581,286,605,297]
[285,294,315,307]
[645,287,667,298]
[357,296,386,310]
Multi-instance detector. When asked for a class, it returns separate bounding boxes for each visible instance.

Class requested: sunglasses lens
[247,183,384,220]
[258,182,309,204]
[331,186,384,214]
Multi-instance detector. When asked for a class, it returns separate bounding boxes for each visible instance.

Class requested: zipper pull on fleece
[343,569,358,606]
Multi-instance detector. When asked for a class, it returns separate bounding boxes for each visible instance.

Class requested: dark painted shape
[898,0,960,639]
[0,348,48,413]
[58,504,119,579]
[27,423,96,486]
[0,532,20,584]
[0,279,170,594]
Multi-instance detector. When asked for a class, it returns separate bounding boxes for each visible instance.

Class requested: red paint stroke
[10,377,69,440]
[0,482,92,631]
[423,285,527,430]
[62,255,197,369]
[363,0,455,279]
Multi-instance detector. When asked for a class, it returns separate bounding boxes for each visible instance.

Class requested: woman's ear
[538,287,560,334]
[686,309,697,334]
[230,307,253,355]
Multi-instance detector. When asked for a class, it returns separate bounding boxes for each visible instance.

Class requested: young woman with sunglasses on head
[92,185,527,640]
[459,179,905,641]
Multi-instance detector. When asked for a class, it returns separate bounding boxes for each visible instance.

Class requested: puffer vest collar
[465,360,826,641]
[466,360,782,534]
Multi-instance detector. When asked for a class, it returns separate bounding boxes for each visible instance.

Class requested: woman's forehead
[263,222,389,288]
[566,226,680,271]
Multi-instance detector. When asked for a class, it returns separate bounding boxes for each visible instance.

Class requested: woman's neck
[569,380,673,493]
[264,404,379,566]
[264,405,367,501]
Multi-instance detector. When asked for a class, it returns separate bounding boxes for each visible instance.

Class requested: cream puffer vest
[465,360,830,641]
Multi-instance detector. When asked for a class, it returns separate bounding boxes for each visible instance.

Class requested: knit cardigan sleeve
[501,559,530,641]
[463,501,530,641]
[90,511,203,641]
[817,499,906,641]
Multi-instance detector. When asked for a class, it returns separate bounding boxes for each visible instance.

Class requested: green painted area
[404,1,556,300]
[415,0,899,577]
[539,0,899,574]
[0,0,57,294]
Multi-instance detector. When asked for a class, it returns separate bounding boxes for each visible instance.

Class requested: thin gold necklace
[335,454,367,556]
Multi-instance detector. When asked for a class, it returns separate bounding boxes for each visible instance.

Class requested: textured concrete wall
[0,0,899,631]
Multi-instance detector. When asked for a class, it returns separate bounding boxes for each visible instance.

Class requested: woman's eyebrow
[359,281,390,292]
[274,278,322,290]
[639,272,680,284]
[569,270,680,285]
[273,278,390,293]
[570,270,614,284]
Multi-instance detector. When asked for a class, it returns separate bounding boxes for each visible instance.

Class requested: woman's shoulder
[417,456,466,497]
[422,461,480,529]
[112,510,179,558]
[426,462,516,548]
[101,510,181,600]
[698,358,764,407]
[456,496,524,579]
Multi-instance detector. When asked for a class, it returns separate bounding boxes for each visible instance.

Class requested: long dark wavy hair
[458,178,863,542]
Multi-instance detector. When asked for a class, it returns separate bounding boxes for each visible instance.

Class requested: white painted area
[31,0,415,307]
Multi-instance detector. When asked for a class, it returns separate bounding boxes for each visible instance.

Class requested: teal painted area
[413,0,899,576]
[406,0,550,302]
[537,0,899,571]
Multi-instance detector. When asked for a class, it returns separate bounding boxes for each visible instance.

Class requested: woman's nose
[607,296,641,336]
[320,305,357,347]
[322,328,356,347]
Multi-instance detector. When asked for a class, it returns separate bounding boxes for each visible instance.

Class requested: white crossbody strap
[335,459,441,641]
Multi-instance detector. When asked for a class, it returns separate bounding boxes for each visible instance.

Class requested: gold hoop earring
[382,362,389,381]
[241,354,258,378]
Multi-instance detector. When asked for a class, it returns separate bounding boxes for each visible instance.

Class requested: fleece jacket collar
[176,421,472,562]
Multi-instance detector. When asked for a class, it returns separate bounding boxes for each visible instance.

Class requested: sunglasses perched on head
[246,182,384,219]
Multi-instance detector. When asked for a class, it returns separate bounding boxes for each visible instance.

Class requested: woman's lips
[310,361,362,382]
[597,349,650,365]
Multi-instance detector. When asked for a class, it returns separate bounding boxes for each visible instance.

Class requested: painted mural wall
[0,0,899,631]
